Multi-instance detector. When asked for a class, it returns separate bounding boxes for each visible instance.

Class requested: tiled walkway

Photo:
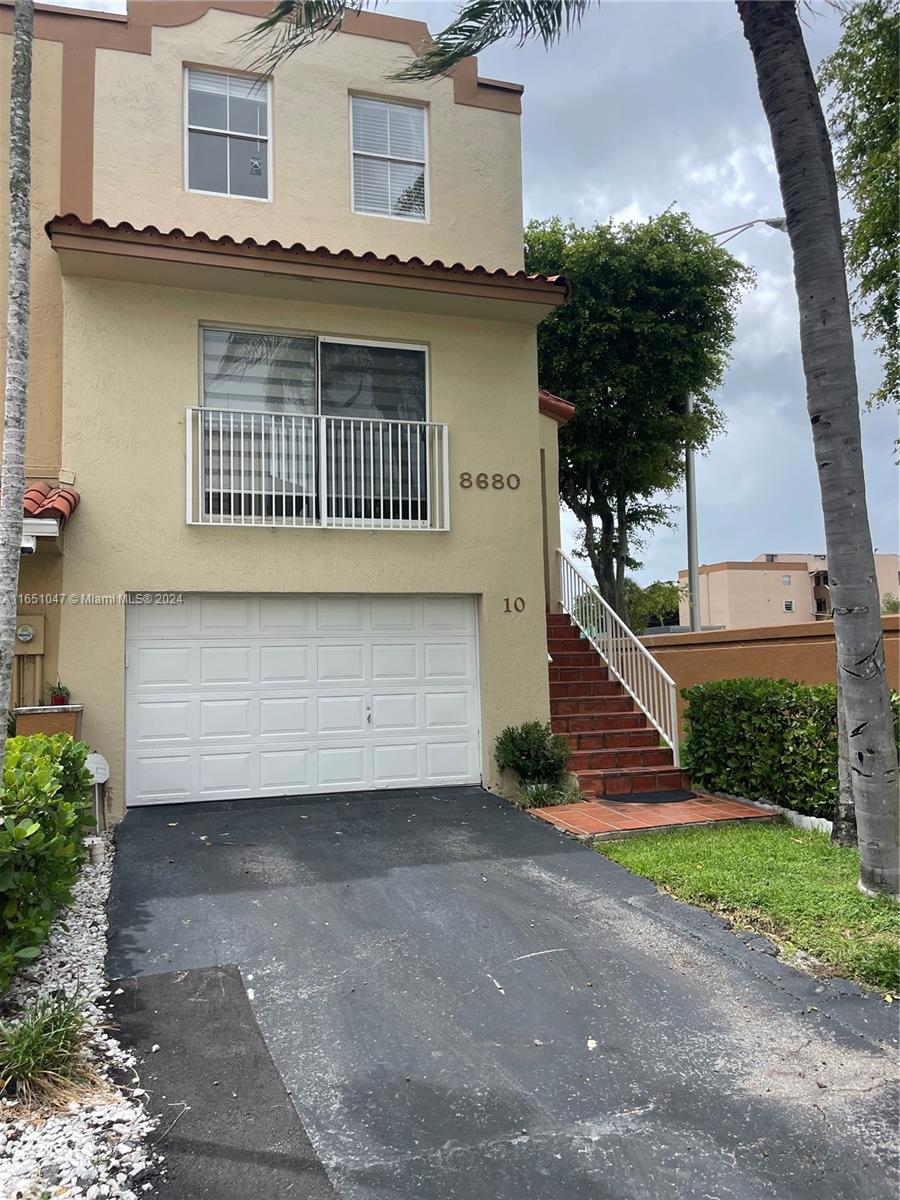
[532,794,774,840]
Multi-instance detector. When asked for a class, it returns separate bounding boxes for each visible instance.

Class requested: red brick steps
[547,611,688,799]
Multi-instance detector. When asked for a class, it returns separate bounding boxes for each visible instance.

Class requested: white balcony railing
[186,408,450,531]
[558,550,680,765]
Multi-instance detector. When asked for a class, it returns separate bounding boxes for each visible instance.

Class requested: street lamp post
[683,215,788,632]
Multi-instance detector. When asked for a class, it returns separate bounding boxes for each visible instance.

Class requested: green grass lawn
[597,822,900,993]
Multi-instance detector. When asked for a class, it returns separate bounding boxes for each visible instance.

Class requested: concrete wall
[92,8,524,270]
[678,562,815,629]
[644,615,900,730]
[57,276,550,816]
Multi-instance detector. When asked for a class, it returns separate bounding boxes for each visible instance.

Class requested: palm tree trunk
[737,0,899,896]
[832,680,857,846]
[0,0,34,764]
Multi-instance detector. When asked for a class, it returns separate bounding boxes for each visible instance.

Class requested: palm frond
[241,0,588,80]
[393,0,589,81]
[241,1,375,73]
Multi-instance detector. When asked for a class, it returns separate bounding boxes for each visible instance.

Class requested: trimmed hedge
[682,678,900,820]
[0,735,94,991]
[495,721,571,784]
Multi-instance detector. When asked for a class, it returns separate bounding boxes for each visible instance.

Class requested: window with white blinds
[186,69,270,200]
[351,96,426,220]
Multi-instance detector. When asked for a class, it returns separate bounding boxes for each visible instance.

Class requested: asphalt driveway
[108,787,898,1199]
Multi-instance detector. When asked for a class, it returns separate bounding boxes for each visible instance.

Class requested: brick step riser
[567,730,660,750]
[552,713,647,733]
[567,748,674,771]
[550,681,623,699]
[547,653,608,670]
[575,769,691,798]
[547,640,592,656]
[549,667,611,684]
[552,697,636,716]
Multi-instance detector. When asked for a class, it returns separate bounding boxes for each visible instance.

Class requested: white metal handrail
[558,550,680,765]
[186,407,450,531]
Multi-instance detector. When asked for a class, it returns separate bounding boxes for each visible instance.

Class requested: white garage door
[125,594,480,805]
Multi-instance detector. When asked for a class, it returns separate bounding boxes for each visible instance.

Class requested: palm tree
[248,0,898,897]
[0,0,34,768]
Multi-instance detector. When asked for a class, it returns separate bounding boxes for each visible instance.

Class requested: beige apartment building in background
[677,553,900,631]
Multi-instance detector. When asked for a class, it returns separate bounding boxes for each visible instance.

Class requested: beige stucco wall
[92,9,524,271]
[57,276,550,817]
[539,411,561,610]
[0,34,64,480]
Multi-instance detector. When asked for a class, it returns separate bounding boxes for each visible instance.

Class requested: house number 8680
[459,472,521,490]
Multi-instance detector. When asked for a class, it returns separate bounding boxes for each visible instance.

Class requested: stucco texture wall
[644,616,900,732]
[91,10,524,271]
[57,277,550,816]
[0,34,63,480]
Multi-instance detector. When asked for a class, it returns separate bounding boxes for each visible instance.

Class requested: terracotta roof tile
[538,388,575,424]
[45,215,568,303]
[23,481,80,526]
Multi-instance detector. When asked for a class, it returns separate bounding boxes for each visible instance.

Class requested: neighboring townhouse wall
[644,616,900,731]
[57,277,549,815]
[679,562,817,629]
[91,8,524,269]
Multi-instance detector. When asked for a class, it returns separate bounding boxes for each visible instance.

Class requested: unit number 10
[504,597,526,613]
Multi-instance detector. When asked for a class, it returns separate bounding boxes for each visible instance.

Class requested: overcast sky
[69,1,898,582]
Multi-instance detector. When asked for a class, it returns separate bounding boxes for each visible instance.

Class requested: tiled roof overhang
[45,216,569,309]
[24,482,80,526]
[538,388,575,425]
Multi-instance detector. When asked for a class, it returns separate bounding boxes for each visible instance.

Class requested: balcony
[186,407,450,531]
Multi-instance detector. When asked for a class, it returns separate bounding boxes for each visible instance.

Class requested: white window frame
[783,600,794,612]
[349,94,429,223]
[781,574,791,586]
[198,324,430,419]
[184,67,273,203]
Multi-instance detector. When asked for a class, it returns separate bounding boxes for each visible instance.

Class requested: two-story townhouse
[0,1,571,820]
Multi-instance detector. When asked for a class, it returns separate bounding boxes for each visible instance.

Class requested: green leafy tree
[819,0,899,410]
[525,214,750,615]
[881,593,900,615]
[249,0,899,895]
[624,578,684,633]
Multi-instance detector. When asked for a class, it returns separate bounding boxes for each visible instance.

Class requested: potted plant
[47,680,70,706]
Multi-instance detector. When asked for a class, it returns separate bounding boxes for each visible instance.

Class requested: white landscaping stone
[0,833,161,1198]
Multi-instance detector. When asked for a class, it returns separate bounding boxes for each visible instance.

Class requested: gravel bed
[0,834,160,1199]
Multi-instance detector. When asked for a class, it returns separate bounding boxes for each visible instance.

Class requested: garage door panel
[135,646,193,688]
[371,693,419,731]
[373,743,419,784]
[424,642,472,679]
[424,692,471,729]
[318,745,366,787]
[131,700,192,743]
[317,694,366,734]
[259,595,312,633]
[371,595,416,629]
[259,749,310,791]
[317,644,366,682]
[199,699,252,739]
[199,595,254,633]
[316,595,365,631]
[260,697,310,737]
[423,596,473,631]
[200,645,253,686]
[126,595,480,805]
[372,642,418,680]
[260,645,309,684]
[199,752,252,794]
[425,741,473,780]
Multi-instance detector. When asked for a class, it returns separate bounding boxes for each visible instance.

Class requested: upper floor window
[186,69,270,200]
[351,96,426,221]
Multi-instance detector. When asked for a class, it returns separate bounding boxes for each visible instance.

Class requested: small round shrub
[515,781,582,809]
[495,721,571,785]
